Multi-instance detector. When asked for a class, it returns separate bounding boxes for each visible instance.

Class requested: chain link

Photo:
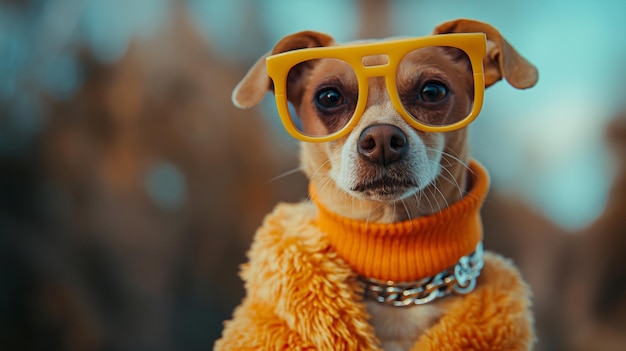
[357,243,484,307]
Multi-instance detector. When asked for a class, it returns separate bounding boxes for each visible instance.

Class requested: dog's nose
[358,124,408,166]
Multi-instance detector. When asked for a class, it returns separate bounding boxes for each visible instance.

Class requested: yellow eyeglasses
[266,33,486,142]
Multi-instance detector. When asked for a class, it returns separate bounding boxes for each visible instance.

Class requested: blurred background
[1,0,625,350]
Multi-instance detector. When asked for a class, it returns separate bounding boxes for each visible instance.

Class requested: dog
[215,19,538,351]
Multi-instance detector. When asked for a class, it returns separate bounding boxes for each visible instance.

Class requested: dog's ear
[433,19,538,89]
[232,31,335,109]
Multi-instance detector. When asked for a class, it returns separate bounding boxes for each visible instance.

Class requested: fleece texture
[214,163,535,350]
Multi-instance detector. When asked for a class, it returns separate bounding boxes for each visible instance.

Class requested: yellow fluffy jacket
[214,161,535,350]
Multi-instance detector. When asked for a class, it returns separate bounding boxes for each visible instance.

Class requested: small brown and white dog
[219,19,538,351]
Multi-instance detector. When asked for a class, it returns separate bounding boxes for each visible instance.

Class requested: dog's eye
[419,82,448,102]
[315,88,344,109]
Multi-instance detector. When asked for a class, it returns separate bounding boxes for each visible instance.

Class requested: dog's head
[233,19,537,222]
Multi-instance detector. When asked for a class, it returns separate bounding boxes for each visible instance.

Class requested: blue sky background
[2,0,625,229]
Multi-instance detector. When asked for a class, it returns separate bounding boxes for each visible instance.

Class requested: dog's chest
[366,300,445,351]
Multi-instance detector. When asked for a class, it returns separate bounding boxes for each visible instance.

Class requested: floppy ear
[433,19,538,89]
[232,31,335,109]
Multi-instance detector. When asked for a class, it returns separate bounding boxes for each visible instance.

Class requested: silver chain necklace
[357,242,484,307]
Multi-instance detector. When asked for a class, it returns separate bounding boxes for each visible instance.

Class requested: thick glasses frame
[266,33,487,142]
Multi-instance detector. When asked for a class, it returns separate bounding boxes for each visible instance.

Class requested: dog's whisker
[351,193,356,215]
[417,189,436,214]
[365,207,372,225]
[311,159,331,178]
[348,194,354,215]
[308,154,342,184]
[424,148,476,204]
[424,188,437,213]
[428,186,444,213]
[431,182,450,210]
[399,198,413,224]
[437,148,467,165]
[365,201,387,226]
[265,166,304,185]
[437,160,485,204]
[427,147,471,173]
[437,162,464,199]
[315,175,335,199]
[436,186,448,211]
[412,190,422,211]
[306,173,333,202]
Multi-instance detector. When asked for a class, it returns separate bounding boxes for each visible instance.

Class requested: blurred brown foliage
[0,9,306,351]
[482,113,626,351]
[562,114,626,351]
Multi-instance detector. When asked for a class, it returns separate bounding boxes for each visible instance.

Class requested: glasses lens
[285,58,358,137]
[396,46,474,127]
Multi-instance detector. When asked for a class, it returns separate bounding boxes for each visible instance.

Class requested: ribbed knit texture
[311,160,490,282]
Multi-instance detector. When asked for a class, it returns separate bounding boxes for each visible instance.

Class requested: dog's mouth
[351,176,419,200]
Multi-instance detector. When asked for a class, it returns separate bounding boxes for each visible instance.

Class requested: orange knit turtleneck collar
[311,160,490,283]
